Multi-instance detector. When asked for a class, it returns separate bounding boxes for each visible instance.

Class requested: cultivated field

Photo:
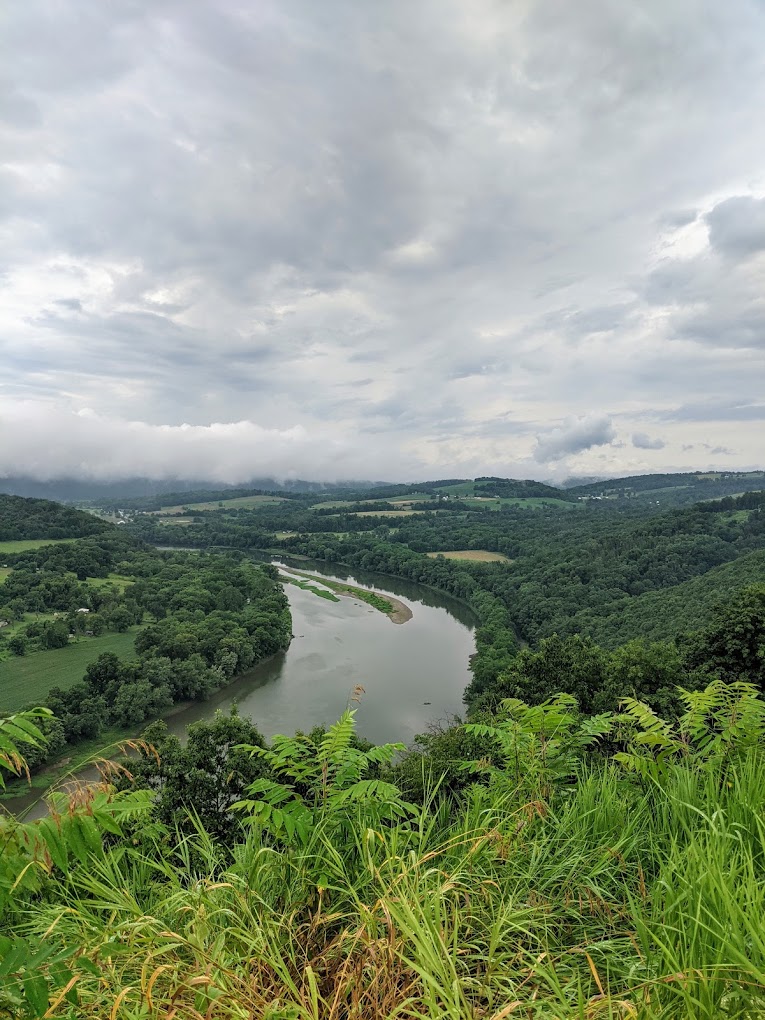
[0,538,75,554]
[0,628,142,712]
[425,550,512,563]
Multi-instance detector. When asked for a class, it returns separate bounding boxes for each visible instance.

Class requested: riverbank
[0,647,288,815]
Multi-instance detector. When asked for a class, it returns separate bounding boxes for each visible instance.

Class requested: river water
[162,559,477,746]
[7,558,476,817]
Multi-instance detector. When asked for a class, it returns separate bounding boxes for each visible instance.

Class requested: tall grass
[7,751,765,1018]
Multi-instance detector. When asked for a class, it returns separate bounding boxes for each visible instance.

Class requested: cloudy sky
[2,0,765,483]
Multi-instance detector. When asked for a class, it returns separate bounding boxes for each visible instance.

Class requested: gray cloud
[658,401,765,423]
[632,432,665,450]
[1,0,765,480]
[535,415,617,463]
[706,196,765,259]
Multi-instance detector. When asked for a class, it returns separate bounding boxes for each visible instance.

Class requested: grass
[286,569,397,617]
[157,517,195,526]
[0,538,75,554]
[0,610,57,637]
[426,550,513,563]
[0,724,142,800]
[282,575,341,602]
[0,628,142,712]
[309,499,355,510]
[12,743,765,1018]
[0,567,11,583]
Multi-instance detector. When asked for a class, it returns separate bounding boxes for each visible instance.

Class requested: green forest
[2,478,765,1018]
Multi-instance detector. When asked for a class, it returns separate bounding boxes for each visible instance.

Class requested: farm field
[158,517,195,526]
[310,494,430,510]
[463,496,575,510]
[0,628,142,712]
[425,550,513,563]
[0,538,75,554]
[309,500,354,510]
[0,567,11,583]
[155,495,287,514]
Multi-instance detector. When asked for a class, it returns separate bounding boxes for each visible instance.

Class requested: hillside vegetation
[0,495,110,542]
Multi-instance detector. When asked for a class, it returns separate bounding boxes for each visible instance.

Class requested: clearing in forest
[426,550,512,563]
[0,628,142,712]
[0,538,76,554]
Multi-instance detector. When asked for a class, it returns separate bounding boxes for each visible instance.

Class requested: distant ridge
[0,476,387,503]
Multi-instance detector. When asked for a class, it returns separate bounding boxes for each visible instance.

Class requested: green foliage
[0,708,50,788]
[0,494,109,542]
[117,711,272,842]
[614,678,765,781]
[6,693,765,1017]
[234,708,409,843]
[464,694,613,798]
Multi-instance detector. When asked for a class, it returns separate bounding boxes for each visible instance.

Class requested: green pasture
[0,628,142,712]
[0,538,75,554]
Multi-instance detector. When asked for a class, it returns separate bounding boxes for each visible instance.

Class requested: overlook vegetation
[4,677,765,1017]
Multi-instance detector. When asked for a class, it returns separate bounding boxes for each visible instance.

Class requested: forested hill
[565,469,765,506]
[0,494,110,541]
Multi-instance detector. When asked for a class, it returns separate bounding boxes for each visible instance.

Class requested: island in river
[276,564,414,623]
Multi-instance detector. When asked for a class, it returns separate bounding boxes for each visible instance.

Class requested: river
[6,557,476,817]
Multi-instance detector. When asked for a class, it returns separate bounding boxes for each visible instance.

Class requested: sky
[2,0,765,484]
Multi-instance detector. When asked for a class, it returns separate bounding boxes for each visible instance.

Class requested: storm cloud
[2,0,765,481]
